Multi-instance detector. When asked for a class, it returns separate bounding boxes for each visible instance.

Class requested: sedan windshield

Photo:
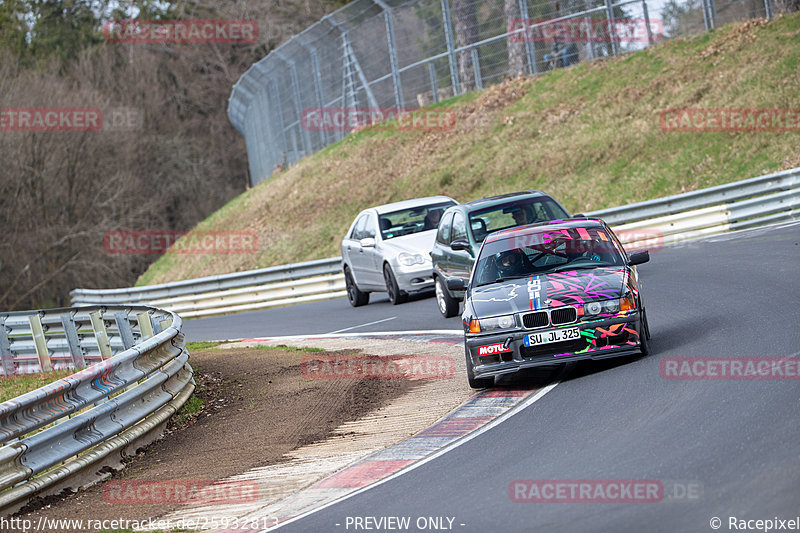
[474,226,626,286]
[379,201,456,239]
[468,197,569,243]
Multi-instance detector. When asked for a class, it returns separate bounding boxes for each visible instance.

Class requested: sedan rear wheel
[344,267,369,307]
[383,265,408,305]
[435,276,459,318]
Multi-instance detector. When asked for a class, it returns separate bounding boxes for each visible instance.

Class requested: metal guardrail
[71,168,800,316]
[0,305,194,516]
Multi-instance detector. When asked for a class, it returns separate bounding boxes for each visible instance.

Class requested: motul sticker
[478,343,511,356]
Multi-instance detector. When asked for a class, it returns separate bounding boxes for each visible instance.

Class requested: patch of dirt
[10,346,416,532]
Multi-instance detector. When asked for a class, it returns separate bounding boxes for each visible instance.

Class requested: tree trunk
[452,0,479,92]
[505,0,526,76]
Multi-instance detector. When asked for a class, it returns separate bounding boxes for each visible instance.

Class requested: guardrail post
[60,312,85,368]
[29,313,53,372]
[89,310,113,359]
[471,47,483,90]
[373,0,404,109]
[114,312,135,350]
[151,315,163,335]
[0,315,14,376]
[137,312,154,340]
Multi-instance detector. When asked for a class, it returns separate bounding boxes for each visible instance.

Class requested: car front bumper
[466,313,645,379]
[394,264,435,293]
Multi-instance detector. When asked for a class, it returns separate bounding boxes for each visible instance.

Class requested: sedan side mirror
[446,277,468,291]
[628,250,650,266]
[450,240,472,254]
[360,237,376,248]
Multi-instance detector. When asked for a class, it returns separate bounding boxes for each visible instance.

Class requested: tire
[639,308,651,356]
[383,265,408,305]
[344,267,369,307]
[435,276,460,318]
[465,346,494,389]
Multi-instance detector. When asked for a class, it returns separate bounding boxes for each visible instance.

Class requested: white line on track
[268,380,561,531]
[326,316,398,334]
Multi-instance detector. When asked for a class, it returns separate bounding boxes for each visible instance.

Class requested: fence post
[471,47,483,90]
[269,80,290,166]
[296,33,329,147]
[518,0,538,74]
[428,63,439,104]
[373,0,404,109]
[89,310,113,359]
[605,0,618,57]
[764,0,773,19]
[642,0,654,45]
[29,313,53,371]
[440,0,461,96]
[274,51,312,160]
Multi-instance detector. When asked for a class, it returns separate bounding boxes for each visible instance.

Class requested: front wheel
[383,265,407,305]
[344,267,369,307]
[435,276,460,318]
[466,347,494,389]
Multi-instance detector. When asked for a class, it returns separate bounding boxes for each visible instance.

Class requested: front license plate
[524,327,581,347]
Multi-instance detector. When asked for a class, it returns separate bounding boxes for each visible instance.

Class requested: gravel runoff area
[8,335,473,532]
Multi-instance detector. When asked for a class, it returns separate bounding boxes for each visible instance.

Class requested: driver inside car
[495,249,531,278]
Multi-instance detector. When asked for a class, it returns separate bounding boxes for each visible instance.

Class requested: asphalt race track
[190,223,800,533]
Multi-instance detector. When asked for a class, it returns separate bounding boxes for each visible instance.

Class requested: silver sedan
[342,196,457,306]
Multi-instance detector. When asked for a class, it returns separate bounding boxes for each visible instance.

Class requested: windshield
[379,201,456,239]
[474,226,626,286]
[468,197,569,243]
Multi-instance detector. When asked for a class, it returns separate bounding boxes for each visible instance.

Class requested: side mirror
[360,237,376,248]
[446,277,468,291]
[628,250,650,266]
[450,240,472,254]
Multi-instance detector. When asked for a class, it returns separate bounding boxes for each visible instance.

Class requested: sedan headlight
[398,252,426,266]
[584,296,633,316]
[469,314,517,333]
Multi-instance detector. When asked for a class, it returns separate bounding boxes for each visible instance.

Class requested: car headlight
[398,252,426,266]
[469,314,517,333]
[584,297,633,316]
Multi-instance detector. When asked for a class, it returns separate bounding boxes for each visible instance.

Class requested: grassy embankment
[138,14,800,286]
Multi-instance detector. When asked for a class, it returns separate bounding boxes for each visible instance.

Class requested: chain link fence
[228,0,795,186]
